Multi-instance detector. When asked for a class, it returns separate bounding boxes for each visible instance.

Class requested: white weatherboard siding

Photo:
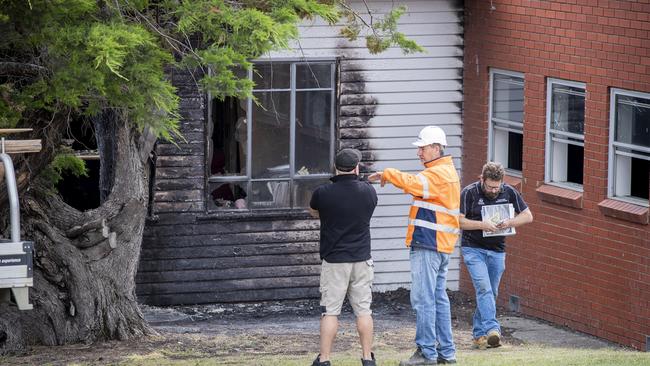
[264,0,464,291]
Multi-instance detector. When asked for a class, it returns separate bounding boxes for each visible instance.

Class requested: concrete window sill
[598,199,649,225]
[536,184,583,209]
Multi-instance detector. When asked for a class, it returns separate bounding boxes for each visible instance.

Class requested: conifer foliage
[0,0,419,353]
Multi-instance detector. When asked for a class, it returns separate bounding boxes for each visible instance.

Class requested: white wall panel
[343,114,462,127]
[368,147,461,160]
[354,136,461,149]
[261,0,464,291]
[266,46,463,60]
[342,91,463,104]
[342,58,464,71]
[344,81,462,94]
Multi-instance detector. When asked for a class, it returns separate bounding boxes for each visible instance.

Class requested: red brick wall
[461,0,650,350]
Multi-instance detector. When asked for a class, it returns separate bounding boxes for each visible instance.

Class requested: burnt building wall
[137,0,466,305]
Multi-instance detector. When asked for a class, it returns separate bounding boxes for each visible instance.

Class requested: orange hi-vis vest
[381,155,460,254]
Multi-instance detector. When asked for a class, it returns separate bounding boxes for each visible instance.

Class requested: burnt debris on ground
[141,289,477,326]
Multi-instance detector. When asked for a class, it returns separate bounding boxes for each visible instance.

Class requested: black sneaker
[361,352,376,366]
[399,348,437,365]
[312,354,331,366]
[437,357,457,364]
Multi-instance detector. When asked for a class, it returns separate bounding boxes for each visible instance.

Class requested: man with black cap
[309,148,378,366]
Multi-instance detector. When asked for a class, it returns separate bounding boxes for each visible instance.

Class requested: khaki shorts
[319,259,374,317]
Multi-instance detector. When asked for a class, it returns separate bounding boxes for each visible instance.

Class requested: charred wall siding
[137,69,321,305]
[138,0,465,305]
[137,214,321,305]
[267,0,465,291]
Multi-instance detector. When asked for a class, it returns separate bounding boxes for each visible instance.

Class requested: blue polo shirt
[460,181,528,252]
[310,174,378,263]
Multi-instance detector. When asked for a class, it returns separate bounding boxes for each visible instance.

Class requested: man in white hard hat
[369,126,460,365]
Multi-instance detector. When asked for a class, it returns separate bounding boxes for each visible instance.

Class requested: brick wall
[462,0,650,349]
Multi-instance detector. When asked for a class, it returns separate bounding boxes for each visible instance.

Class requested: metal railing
[1,137,20,242]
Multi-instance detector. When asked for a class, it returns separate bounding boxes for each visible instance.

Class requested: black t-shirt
[460,181,529,252]
[310,174,378,263]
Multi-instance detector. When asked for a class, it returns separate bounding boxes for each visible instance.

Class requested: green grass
[119,345,650,366]
[3,331,648,366]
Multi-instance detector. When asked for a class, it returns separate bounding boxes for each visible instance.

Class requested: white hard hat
[412,126,448,147]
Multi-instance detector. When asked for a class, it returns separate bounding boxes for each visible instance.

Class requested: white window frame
[488,68,525,177]
[544,78,586,191]
[207,60,337,211]
[608,88,650,207]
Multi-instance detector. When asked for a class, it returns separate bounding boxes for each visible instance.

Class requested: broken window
[608,89,650,206]
[208,61,336,210]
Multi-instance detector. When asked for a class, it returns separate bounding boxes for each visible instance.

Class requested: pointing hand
[368,172,384,187]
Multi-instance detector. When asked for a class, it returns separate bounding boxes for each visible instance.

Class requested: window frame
[487,68,525,177]
[206,59,337,211]
[544,78,586,192]
[608,88,650,207]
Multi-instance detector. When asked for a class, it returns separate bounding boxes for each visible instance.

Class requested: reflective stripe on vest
[409,219,461,235]
[416,173,430,199]
[412,200,460,217]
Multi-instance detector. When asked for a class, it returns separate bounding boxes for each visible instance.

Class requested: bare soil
[1,290,519,365]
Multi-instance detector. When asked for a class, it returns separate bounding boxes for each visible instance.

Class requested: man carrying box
[459,162,533,349]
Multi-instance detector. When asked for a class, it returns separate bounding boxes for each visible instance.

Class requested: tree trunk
[0,117,157,353]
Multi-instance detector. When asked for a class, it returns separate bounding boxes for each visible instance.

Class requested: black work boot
[312,354,331,366]
[437,356,457,364]
[361,352,376,366]
[399,348,437,365]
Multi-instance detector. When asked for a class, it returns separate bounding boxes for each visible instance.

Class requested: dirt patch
[1,290,515,365]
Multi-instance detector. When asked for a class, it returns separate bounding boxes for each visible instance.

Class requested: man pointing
[369,126,459,365]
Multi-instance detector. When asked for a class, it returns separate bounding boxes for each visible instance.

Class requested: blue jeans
[461,247,506,339]
[410,246,456,361]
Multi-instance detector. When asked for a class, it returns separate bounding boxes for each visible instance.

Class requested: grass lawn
[120,344,650,366]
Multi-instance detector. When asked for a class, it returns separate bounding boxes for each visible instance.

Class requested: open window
[488,69,524,175]
[545,79,585,190]
[608,89,650,206]
[208,61,336,211]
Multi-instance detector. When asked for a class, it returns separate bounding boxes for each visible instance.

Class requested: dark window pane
[251,91,290,179]
[296,63,332,89]
[208,181,248,210]
[616,95,650,148]
[250,180,290,209]
[507,132,523,171]
[493,74,524,123]
[551,85,585,134]
[630,157,649,199]
[296,91,332,175]
[253,63,290,89]
[566,144,584,185]
[294,178,330,208]
[211,97,247,176]
[207,61,337,211]
[233,66,248,80]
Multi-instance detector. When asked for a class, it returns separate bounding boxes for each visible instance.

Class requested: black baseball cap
[335,148,362,172]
